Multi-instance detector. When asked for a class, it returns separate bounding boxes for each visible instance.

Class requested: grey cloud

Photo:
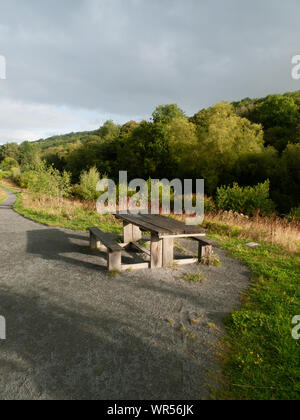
[0,0,300,142]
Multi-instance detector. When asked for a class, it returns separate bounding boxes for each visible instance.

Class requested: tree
[98,120,121,141]
[152,104,186,124]
[166,117,198,179]
[252,94,299,130]
[1,157,19,171]
[263,126,300,153]
[276,144,300,211]
[117,121,170,179]
[193,102,264,194]
[19,141,41,169]
[119,120,139,136]
[234,146,279,187]
[0,142,20,162]
[43,145,67,172]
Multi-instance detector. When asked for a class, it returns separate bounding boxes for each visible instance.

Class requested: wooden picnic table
[115,214,209,269]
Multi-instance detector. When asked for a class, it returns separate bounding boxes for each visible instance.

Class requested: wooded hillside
[1,91,300,214]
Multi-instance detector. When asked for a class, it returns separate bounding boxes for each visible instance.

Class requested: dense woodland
[1,91,300,215]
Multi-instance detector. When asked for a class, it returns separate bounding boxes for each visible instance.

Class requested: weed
[107,270,120,278]
[184,271,205,284]
[201,253,221,267]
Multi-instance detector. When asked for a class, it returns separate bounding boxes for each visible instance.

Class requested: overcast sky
[0,0,300,144]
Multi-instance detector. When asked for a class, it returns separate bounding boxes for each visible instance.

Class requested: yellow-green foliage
[19,162,71,200]
[216,181,275,216]
[184,271,205,283]
[76,167,101,201]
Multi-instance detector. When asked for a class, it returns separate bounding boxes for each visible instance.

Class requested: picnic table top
[115,213,206,237]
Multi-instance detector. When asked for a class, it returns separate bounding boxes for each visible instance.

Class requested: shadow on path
[26,229,141,273]
[0,288,204,400]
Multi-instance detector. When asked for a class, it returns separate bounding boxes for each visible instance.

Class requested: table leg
[123,222,142,243]
[132,225,142,242]
[150,234,163,268]
[123,222,133,243]
[163,238,174,267]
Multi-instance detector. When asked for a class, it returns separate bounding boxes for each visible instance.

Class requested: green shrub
[0,170,10,180]
[204,196,216,213]
[216,180,275,216]
[288,207,300,221]
[19,162,71,199]
[10,167,21,183]
[76,167,100,201]
[1,157,19,171]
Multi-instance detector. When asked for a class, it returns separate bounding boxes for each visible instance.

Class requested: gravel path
[0,188,251,400]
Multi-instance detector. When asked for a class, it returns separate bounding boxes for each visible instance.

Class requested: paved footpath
[0,188,250,400]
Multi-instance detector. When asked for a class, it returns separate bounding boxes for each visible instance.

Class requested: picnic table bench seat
[89,227,123,271]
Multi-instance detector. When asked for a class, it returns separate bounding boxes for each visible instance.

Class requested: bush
[204,196,216,213]
[216,180,275,216]
[1,157,19,171]
[10,167,21,183]
[19,162,71,200]
[76,167,100,201]
[0,170,10,180]
[288,207,300,221]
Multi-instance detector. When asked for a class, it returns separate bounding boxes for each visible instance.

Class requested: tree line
[1,91,300,214]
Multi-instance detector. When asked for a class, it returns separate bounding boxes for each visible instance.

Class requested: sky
[0,0,300,144]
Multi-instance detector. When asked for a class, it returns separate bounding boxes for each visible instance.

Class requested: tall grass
[173,209,300,254]
[204,211,300,254]
[0,177,22,192]
[15,191,122,233]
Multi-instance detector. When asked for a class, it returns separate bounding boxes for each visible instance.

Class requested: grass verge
[207,228,300,400]
[0,188,8,203]
[15,193,122,233]
[0,181,122,234]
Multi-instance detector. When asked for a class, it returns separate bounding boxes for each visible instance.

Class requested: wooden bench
[89,227,123,272]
